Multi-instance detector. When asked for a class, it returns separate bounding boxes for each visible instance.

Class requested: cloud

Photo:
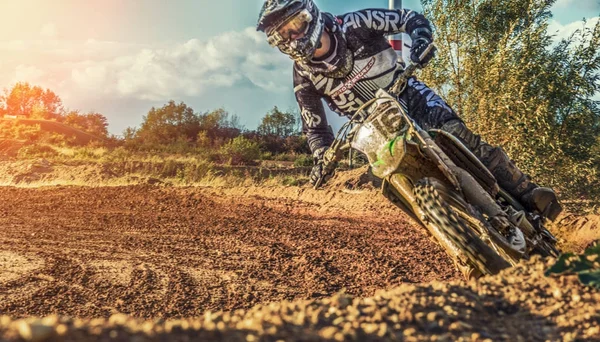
[553,0,600,10]
[67,27,290,101]
[13,65,46,83]
[547,16,600,43]
[1,26,291,106]
[40,23,58,39]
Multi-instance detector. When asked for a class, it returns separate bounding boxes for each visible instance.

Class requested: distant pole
[389,0,411,65]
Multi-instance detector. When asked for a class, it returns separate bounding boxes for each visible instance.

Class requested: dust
[552,213,600,252]
[326,165,382,190]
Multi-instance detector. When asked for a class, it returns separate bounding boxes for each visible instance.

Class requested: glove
[410,28,436,66]
[310,162,333,187]
[309,147,335,187]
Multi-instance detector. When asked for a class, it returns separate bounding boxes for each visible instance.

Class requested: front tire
[414,178,511,276]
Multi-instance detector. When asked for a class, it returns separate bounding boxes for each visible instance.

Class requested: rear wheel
[414,178,511,276]
[534,237,560,258]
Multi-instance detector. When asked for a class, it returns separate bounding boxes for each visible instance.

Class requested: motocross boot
[484,147,562,221]
[440,120,563,221]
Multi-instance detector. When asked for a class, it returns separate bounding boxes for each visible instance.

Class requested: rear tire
[414,178,511,276]
[534,239,560,258]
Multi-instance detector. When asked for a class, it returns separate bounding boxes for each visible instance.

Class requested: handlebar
[312,43,437,189]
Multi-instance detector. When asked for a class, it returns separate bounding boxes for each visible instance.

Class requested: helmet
[299,17,354,78]
[257,0,324,63]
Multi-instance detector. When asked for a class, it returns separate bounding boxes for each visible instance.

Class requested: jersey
[293,9,458,154]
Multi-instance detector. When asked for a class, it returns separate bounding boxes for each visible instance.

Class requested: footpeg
[490,215,526,254]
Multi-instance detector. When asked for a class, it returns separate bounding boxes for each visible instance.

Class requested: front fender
[370,135,408,179]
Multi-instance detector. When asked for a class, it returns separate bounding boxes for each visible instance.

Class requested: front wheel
[414,178,511,276]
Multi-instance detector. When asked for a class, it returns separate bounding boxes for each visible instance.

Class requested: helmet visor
[267,9,312,46]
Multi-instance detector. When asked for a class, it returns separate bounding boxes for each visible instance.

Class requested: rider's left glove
[310,162,334,186]
[309,147,335,187]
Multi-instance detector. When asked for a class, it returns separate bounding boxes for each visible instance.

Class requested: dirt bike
[314,45,560,279]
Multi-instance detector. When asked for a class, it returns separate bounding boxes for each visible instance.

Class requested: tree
[419,0,600,200]
[0,82,63,119]
[199,108,243,131]
[64,110,109,138]
[198,108,242,145]
[257,106,297,137]
[122,127,138,141]
[136,100,201,145]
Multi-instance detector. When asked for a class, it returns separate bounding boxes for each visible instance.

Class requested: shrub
[39,132,68,146]
[17,144,58,159]
[181,160,214,183]
[72,147,108,160]
[219,136,261,165]
[273,153,296,162]
[260,151,273,160]
[100,146,133,163]
[161,159,181,178]
[294,154,314,167]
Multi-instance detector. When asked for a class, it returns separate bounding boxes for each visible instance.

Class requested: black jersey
[293,8,458,154]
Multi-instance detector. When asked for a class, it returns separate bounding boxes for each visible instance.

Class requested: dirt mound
[0,164,598,340]
[1,158,595,251]
[0,186,456,321]
[552,213,600,252]
[1,257,598,341]
[0,140,25,160]
[0,119,106,145]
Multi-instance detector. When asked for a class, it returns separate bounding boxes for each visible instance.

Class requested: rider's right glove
[410,28,436,66]
[309,147,334,187]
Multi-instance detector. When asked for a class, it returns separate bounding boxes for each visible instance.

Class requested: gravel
[1,256,598,341]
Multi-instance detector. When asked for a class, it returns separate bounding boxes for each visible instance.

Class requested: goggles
[267,9,313,47]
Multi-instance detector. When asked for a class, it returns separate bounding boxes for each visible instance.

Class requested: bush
[38,132,68,146]
[294,154,314,167]
[284,135,310,154]
[273,153,296,162]
[219,136,261,165]
[17,144,58,159]
[100,146,133,163]
[72,147,108,160]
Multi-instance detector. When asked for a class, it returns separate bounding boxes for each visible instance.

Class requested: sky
[0,0,598,135]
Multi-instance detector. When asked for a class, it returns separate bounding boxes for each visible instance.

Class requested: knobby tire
[414,178,511,276]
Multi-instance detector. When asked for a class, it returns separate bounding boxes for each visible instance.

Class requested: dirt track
[0,185,457,319]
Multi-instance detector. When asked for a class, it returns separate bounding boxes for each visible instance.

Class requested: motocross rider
[256,0,562,220]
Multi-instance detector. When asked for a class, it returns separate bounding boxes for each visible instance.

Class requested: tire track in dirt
[0,185,458,318]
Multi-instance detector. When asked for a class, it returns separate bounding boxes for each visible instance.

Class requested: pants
[398,77,534,198]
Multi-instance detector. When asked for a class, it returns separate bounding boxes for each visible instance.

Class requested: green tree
[257,106,297,137]
[199,108,243,131]
[64,110,109,138]
[420,0,600,200]
[199,108,228,132]
[122,127,138,141]
[136,100,201,145]
[198,108,242,146]
[0,82,63,119]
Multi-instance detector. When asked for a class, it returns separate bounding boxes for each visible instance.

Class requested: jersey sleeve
[293,67,334,154]
[339,8,431,38]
